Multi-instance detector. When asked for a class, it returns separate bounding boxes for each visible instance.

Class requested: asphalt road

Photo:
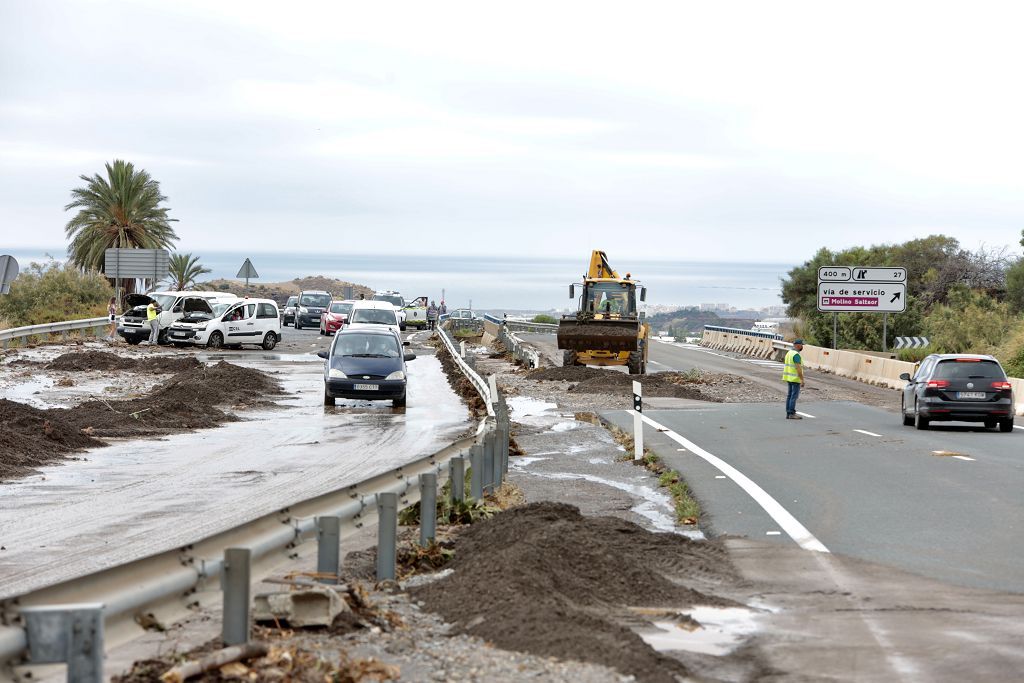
[593,341,1024,593]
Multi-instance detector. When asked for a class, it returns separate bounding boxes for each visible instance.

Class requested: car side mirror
[316,351,329,359]
[569,284,575,299]
[640,287,647,302]
[402,341,411,347]
[899,372,911,381]
[172,306,182,313]
[404,353,417,361]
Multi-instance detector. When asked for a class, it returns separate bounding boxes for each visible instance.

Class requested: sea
[4,248,792,312]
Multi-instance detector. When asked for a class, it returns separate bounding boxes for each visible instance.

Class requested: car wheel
[999,418,1014,433]
[262,332,278,350]
[902,399,914,426]
[125,337,141,345]
[157,329,169,345]
[324,389,335,406]
[914,401,929,430]
[393,394,407,408]
[207,331,224,349]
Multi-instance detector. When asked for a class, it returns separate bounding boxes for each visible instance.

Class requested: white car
[168,298,282,350]
[118,291,240,345]
[345,300,403,338]
[371,291,407,329]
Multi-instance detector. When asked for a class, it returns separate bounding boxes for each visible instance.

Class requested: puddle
[510,456,552,467]
[4,377,58,408]
[506,396,558,419]
[637,606,760,656]
[551,421,581,432]
[588,457,610,465]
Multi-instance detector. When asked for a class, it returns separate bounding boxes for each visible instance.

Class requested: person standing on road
[438,301,447,317]
[783,339,805,419]
[427,301,439,330]
[145,300,161,345]
[106,297,117,342]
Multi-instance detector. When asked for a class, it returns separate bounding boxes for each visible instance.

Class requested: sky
[2,0,1023,265]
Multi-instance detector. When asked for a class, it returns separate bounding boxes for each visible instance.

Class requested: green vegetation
[532,314,558,324]
[165,253,211,291]
[782,233,1024,375]
[64,160,178,278]
[0,259,113,326]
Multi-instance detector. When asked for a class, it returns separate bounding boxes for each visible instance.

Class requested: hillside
[647,308,754,337]
[199,276,375,306]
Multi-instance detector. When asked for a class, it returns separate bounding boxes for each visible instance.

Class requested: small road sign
[895,336,929,349]
[817,282,907,313]
[851,267,906,283]
[236,258,259,280]
[817,266,852,282]
[0,254,19,295]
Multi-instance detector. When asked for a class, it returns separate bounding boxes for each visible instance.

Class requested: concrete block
[253,587,348,627]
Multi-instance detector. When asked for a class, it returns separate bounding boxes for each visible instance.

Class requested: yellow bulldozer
[557,250,649,374]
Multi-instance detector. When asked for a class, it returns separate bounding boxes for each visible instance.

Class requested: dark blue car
[318,327,415,407]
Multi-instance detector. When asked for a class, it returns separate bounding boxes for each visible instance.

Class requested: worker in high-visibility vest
[783,338,805,419]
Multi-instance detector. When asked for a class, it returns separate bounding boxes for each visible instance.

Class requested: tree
[1006,259,1024,314]
[165,253,212,291]
[64,159,178,277]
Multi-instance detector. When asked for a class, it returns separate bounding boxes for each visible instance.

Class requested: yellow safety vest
[782,349,801,383]
[146,303,158,321]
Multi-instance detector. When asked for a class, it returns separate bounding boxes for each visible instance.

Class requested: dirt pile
[528,366,721,401]
[0,361,284,480]
[528,366,611,382]
[413,502,739,683]
[46,351,201,373]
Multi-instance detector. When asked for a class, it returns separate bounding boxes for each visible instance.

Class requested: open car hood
[181,297,213,314]
[124,293,154,308]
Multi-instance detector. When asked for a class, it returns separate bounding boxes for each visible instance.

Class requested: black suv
[900,354,1015,432]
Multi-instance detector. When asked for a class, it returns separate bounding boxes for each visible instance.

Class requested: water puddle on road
[4,376,57,408]
[635,606,761,656]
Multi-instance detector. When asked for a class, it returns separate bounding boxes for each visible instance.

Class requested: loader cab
[571,281,645,319]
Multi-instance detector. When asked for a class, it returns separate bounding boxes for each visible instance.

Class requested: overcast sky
[2,1,1023,264]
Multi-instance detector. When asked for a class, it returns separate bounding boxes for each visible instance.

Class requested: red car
[320,300,355,335]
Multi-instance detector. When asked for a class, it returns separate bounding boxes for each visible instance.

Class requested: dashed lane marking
[766,531,782,536]
[637,412,829,553]
[796,411,816,419]
[952,455,976,462]
[1015,425,1024,431]
[714,475,726,479]
[853,429,882,437]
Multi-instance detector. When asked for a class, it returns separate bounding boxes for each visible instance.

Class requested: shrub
[532,314,558,324]
[0,259,113,327]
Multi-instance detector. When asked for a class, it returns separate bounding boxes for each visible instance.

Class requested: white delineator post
[633,380,643,461]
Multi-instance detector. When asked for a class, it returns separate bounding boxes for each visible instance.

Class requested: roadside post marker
[316,516,341,584]
[449,455,466,503]
[375,492,398,581]
[21,603,104,683]
[633,380,644,461]
[222,548,251,645]
[419,473,437,547]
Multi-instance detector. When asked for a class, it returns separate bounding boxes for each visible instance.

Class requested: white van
[371,291,407,329]
[118,291,240,345]
[346,300,402,338]
[168,298,282,350]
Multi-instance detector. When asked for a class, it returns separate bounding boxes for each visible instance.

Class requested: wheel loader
[557,250,649,374]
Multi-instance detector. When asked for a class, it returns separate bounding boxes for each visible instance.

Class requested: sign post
[236,258,259,294]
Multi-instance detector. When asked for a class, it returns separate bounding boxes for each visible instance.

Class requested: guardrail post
[449,455,466,503]
[21,603,104,683]
[376,492,398,581]
[316,516,341,584]
[470,444,483,499]
[419,473,437,546]
[222,547,251,645]
[484,430,497,493]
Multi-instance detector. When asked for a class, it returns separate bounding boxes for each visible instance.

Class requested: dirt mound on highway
[47,351,201,373]
[527,365,610,382]
[569,371,720,401]
[413,502,739,683]
[0,399,106,479]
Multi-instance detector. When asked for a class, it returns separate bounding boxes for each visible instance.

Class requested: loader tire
[627,351,645,375]
[563,350,582,367]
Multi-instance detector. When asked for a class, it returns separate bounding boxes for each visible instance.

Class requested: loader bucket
[557,318,640,353]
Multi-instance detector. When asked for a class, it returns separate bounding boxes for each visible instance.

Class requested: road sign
[104,248,170,280]
[0,254,19,295]
[817,282,907,312]
[817,266,852,282]
[236,258,259,280]
[851,267,906,283]
[895,336,929,349]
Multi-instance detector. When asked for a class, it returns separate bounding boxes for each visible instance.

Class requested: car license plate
[354,384,379,391]
[957,391,986,400]
[172,331,188,338]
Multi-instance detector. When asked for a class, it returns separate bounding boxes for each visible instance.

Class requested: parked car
[294,290,332,330]
[321,300,356,335]
[282,296,298,326]
[403,296,429,328]
[168,298,282,350]
[318,327,416,407]
[445,308,478,321]
[118,291,238,345]
[900,354,1015,432]
[346,300,403,337]
[371,290,407,328]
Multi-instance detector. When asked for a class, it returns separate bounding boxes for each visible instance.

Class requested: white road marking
[637,412,829,553]
[715,475,726,479]
[796,411,816,419]
[853,429,882,437]
[952,455,976,462]
[1015,425,1024,431]
[766,531,782,536]
[677,448,688,452]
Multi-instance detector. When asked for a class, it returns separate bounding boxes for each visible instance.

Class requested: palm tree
[165,253,212,291]
[64,160,178,277]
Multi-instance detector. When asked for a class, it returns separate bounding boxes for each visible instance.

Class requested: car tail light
[991,381,1012,390]
[955,358,982,362]
[926,380,950,388]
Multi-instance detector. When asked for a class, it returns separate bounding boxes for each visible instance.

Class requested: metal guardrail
[703,324,784,341]
[1,332,512,679]
[0,317,109,348]
[498,326,541,369]
[482,314,558,334]
[436,326,495,416]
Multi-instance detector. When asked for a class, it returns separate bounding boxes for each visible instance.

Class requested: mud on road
[0,352,283,481]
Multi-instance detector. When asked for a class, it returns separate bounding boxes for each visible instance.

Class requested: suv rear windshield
[932,359,1006,380]
[299,293,331,307]
[373,294,404,308]
[351,308,398,325]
